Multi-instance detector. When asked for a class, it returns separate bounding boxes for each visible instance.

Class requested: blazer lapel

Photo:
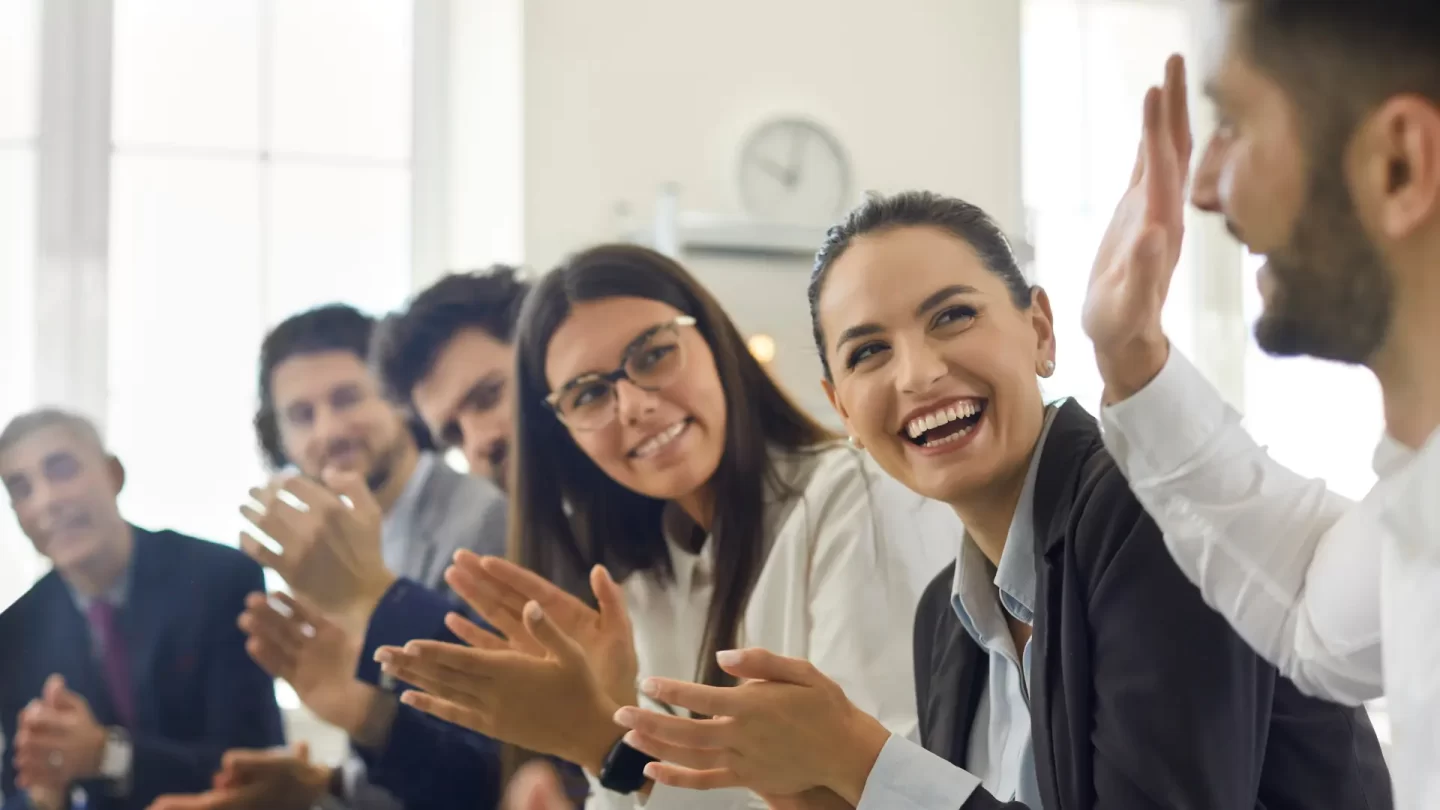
[922,594,989,767]
[121,528,172,730]
[1029,399,1103,810]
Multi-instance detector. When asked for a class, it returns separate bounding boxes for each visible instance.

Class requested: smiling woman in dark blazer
[609,189,1393,810]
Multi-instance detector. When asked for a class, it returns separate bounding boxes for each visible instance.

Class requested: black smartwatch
[598,737,656,794]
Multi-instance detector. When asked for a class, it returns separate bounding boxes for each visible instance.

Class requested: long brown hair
[508,243,835,687]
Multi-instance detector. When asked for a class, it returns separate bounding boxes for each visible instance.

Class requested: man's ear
[106,455,126,497]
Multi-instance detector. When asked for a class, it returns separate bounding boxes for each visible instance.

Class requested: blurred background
[0,0,1386,757]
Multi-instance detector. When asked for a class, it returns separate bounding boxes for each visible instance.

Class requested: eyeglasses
[545,315,697,431]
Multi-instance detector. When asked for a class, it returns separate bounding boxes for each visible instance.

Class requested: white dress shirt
[1099,348,1436,810]
[584,443,959,810]
[856,405,1059,810]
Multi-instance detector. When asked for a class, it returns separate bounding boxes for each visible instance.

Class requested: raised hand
[239,470,395,627]
[446,553,639,708]
[611,649,890,805]
[374,601,625,774]
[1083,54,1193,401]
[237,591,380,737]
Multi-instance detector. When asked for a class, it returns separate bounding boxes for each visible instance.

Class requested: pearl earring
[1042,359,1056,376]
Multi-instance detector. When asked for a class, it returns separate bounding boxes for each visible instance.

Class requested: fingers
[375,643,499,707]
[1164,53,1192,163]
[398,690,492,734]
[622,730,731,771]
[445,563,529,639]
[640,761,741,792]
[444,612,510,652]
[477,556,581,614]
[639,677,737,718]
[503,760,572,810]
[319,468,382,524]
[522,603,585,666]
[238,532,283,571]
[591,566,631,633]
[613,706,732,749]
[713,649,819,686]
[238,594,307,652]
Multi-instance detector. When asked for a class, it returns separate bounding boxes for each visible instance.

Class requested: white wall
[448,0,1024,421]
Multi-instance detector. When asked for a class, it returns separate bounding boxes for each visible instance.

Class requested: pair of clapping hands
[218,469,884,810]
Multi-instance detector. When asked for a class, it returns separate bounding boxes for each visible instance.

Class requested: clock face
[738,117,851,224]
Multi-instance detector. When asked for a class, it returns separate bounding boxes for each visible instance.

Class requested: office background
[0,0,1387,761]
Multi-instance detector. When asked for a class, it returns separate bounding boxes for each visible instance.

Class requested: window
[105,0,415,563]
[0,0,45,609]
[1022,0,1198,412]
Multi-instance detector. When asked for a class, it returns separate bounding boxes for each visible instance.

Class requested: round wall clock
[738,116,852,224]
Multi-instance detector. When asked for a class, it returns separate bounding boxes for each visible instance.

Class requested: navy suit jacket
[0,527,285,810]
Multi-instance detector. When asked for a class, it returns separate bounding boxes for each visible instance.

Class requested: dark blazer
[913,400,1392,809]
[0,527,284,810]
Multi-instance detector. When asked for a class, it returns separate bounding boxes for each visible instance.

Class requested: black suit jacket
[0,527,284,810]
[913,400,1392,809]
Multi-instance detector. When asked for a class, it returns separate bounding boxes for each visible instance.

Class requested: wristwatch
[98,727,134,786]
[597,738,656,795]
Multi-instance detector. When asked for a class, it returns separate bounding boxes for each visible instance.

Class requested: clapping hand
[443,553,640,708]
[239,470,395,631]
[612,649,890,806]
[1083,53,1193,401]
[237,590,381,739]
[13,675,106,792]
[146,743,328,810]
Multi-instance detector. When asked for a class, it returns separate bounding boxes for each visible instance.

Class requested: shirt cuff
[855,734,980,810]
[1099,348,1238,482]
[356,578,453,687]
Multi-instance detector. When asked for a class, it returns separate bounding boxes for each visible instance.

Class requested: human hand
[13,675,106,790]
[237,590,379,736]
[376,601,624,774]
[239,470,395,628]
[502,760,574,810]
[146,743,328,810]
[613,649,890,805]
[447,553,639,708]
[1083,54,1192,402]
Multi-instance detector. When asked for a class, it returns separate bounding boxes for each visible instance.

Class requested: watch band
[597,738,656,795]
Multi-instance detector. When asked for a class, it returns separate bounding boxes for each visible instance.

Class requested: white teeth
[634,421,688,458]
[905,401,983,440]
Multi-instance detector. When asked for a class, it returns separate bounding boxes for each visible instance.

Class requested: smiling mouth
[902,400,986,448]
[630,418,693,458]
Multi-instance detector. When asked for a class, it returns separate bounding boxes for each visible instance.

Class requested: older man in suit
[0,410,284,810]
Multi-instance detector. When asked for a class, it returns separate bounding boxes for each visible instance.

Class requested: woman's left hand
[374,602,625,774]
[612,649,890,804]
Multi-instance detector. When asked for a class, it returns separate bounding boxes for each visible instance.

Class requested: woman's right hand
[445,552,639,709]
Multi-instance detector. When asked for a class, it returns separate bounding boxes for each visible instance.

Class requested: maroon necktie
[86,601,137,728]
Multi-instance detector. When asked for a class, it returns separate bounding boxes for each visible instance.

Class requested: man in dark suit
[0,409,284,810]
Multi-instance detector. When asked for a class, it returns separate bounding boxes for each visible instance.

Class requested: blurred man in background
[372,267,530,489]
[247,303,510,809]
[255,303,508,591]
[0,410,282,810]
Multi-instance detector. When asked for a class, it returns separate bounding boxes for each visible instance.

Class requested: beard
[1253,150,1395,365]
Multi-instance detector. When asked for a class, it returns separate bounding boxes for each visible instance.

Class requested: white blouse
[587,443,960,810]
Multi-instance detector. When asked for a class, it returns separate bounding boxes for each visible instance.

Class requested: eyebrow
[833,284,980,352]
[556,322,670,394]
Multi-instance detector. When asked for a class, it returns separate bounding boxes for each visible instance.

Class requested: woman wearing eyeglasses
[373,243,957,809]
